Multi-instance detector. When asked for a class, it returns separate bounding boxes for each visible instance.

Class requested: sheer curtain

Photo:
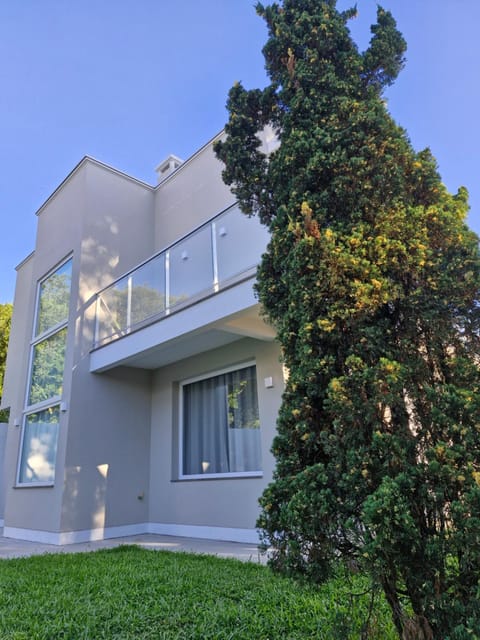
[182,366,261,476]
[19,407,60,483]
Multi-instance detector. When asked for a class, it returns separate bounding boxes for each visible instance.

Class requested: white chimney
[155,154,183,183]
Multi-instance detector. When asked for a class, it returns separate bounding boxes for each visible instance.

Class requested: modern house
[0,130,284,545]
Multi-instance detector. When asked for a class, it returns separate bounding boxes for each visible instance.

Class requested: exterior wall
[74,162,156,366]
[1,253,65,532]
[1,254,35,417]
[154,134,234,251]
[0,423,7,523]
[60,365,151,535]
[149,338,283,539]
[2,139,283,545]
[57,162,156,536]
[2,160,156,537]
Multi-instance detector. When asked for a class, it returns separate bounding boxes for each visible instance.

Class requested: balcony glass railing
[93,204,270,348]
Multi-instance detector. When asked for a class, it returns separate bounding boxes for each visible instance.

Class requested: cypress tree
[215,2,480,637]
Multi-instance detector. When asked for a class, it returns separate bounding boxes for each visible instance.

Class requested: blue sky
[1,0,479,303]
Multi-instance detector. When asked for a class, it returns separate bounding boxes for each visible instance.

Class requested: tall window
[180,363,262,479]
[18,258,72,484]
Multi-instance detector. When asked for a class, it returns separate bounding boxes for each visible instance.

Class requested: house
[0,131,284,545]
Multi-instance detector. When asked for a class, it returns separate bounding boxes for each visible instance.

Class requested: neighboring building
[0,131,284,545]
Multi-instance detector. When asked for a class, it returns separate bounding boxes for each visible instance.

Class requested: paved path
[0,529,267,563]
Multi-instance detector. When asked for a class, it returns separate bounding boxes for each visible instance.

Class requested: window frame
[178,361,263,481]
[16,255,73,487]
[16,404,62,487]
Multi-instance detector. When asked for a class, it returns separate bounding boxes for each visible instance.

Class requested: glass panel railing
[130,254,166,324]
[94,205,269,348]
[168,225,213,307]
[95,273,129,345]
[215,208,270,283]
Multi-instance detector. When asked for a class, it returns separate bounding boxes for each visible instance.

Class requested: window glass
[18,406,60,484]
[169,227,213,306]
[182,365,261,476]
[19,257,72,485]
[36,259,72,336]
[28,328,67,406]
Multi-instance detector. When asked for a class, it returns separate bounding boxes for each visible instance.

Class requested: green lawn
[0,546,397,639]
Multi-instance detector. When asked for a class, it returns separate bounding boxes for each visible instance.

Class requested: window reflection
[182,365,261,477]
[28,328,67,405]
[36,260,72,336]
[19,406,60,484]
[19,257,72,485]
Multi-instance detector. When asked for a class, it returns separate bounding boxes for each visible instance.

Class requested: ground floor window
[180,363,261,478]
[18,405,60,484]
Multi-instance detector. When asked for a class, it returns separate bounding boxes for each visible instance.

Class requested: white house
[0,131,284,545]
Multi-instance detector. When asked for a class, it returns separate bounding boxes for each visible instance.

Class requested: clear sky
[1,0,479,303]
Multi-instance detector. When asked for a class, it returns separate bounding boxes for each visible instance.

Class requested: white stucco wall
[1,139,283,544]
[149,338,283,537]
[0,423,7,522]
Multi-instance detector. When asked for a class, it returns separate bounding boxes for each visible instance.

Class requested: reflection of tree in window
[110,285,166,328]
[227,370,260,429]
[19,259,72,485]
[29,329,67,405]
[36,262,72,336]
[182,365,261,476]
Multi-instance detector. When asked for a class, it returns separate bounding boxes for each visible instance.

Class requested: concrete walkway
[0,528,267,563]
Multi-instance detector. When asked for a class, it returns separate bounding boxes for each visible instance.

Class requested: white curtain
[183,366,261,475]
[19,407,60,483]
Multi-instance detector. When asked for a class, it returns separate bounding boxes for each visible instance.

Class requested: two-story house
[0,131,284,545]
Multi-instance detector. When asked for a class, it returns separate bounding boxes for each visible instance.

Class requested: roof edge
[154,129,225,189]
[35,156,155,217]
[15,250,35,272]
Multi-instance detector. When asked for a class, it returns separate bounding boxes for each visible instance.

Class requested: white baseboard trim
[3,526,61,545]
[147,523,260,545]
[3,523,150,546]
[3,522,260,546]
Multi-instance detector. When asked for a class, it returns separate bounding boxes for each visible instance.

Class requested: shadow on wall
[62,462,109,540]
[60,365,152,539]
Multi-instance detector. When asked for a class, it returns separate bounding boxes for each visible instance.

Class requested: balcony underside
[89,277,276,372]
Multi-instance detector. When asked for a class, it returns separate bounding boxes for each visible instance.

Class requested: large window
[18,258,72,485]
[180,364,262,479]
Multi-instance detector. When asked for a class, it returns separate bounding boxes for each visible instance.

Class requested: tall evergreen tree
[215,1,480,637]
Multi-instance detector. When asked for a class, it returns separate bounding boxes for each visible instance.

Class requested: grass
[0,545,397,639]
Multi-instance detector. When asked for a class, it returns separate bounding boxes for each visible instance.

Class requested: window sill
[13,482,55,489]
[176,471,263,482]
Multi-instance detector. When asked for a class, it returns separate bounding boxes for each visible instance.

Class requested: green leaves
[362,7,407,90]
[216,1,480,637]
[0,302,12,422]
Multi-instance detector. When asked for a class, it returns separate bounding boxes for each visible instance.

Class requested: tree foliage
[215,1,480,637]
[0,303,12,422]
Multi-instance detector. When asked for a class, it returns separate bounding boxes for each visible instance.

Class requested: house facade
[0,132,284,545]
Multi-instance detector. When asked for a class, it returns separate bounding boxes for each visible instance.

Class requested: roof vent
[155,154,183,183]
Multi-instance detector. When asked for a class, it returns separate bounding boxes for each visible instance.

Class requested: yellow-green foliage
[0,302,12,422]
[215,1,480,638]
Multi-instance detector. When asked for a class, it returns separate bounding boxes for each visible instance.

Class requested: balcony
[90,204,274,372]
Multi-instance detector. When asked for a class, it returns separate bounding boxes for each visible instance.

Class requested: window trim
[17,255,73,487]
[178,361,263,481]
[31,255,73,341]
[25,326,68,409]
[15,402,60,487]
